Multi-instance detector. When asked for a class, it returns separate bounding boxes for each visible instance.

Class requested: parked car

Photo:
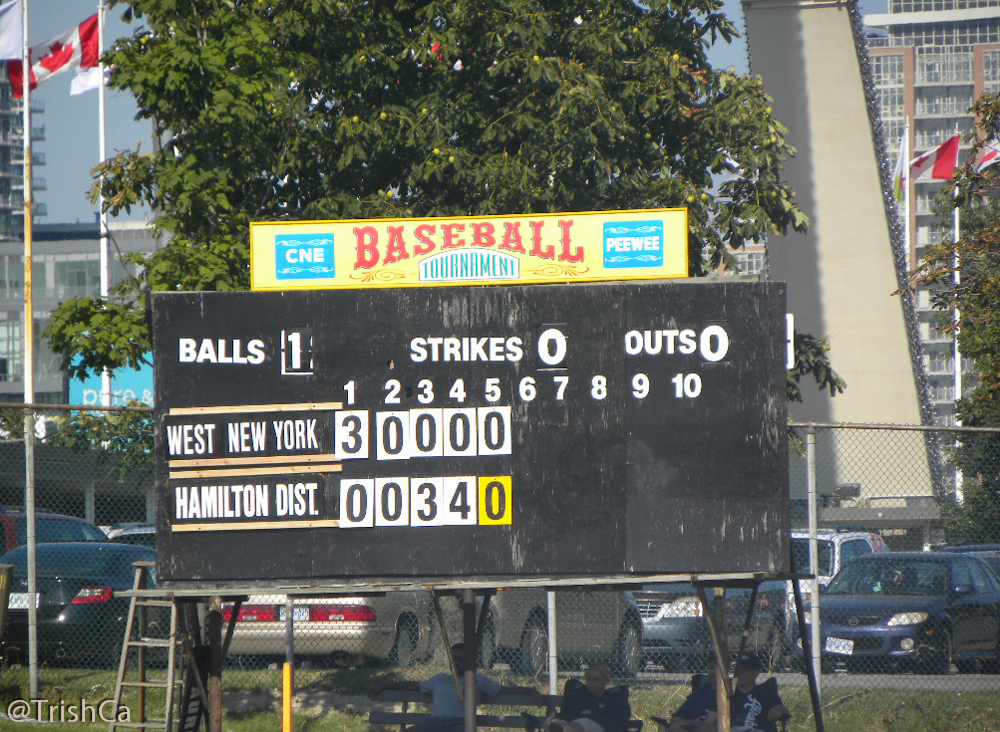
[635,580,788,671]
[0,507,107,552]
[810,552,1000,673]
[788,530,888,629]
[107,522,156,548]
[935,545,1000,577]
[488,588,643,677]
[223,592,435,667]
[2,542,156,665]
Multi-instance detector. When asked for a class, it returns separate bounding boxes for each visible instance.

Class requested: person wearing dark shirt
[728,653,789,732]
[662,654,719,732]
[549,664,630,732]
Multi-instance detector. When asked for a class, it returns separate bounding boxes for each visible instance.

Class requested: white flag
[70,65,103,95]
[891,132,906,202]
[0,0,22,61]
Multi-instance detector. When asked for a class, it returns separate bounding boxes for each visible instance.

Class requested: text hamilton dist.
[174,482,319,520]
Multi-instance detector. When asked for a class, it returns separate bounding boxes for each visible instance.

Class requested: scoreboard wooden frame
[152,280,789,585]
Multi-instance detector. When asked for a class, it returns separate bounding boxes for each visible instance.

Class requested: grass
[1,662,998,732]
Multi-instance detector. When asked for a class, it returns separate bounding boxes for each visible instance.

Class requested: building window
[985,50,1000,94]
[874,53,905,87]
[731,249,766,275]
[916,49,972,84]
[915,86,973,116]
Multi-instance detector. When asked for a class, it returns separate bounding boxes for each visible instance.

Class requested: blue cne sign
[275,233,336,280]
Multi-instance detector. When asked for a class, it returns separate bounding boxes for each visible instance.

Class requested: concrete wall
[744,0,934,497]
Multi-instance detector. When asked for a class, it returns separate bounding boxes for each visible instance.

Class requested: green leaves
[45,405,154,485]
[43,296,150,380]
[787,332,846,403]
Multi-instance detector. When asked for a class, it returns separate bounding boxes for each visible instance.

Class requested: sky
[34,0,888,225]
[32,0,150,225]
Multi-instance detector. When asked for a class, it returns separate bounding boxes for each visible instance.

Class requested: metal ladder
[108,561,185,732]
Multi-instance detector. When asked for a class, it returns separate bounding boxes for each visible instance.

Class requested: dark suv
[0,508,107,552]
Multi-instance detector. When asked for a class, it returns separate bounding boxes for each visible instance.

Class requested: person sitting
[727,653,790,732]
[657,654,720,732]
[369,643,542,732]
[549,663,631,732]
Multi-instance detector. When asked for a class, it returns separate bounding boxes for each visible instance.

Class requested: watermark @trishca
[6,698,132,723]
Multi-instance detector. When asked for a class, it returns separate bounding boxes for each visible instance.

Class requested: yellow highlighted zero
[478,476,512,525]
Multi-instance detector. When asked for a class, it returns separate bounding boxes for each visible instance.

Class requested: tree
[46,0,816,385]
[45,404,155,485]
[911,93,1000,541]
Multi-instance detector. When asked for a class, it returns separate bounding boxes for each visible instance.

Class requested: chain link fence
[1,408,999,731]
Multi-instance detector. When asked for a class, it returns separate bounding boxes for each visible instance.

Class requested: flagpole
[903,118,911,271]
[97,0,109,408]
[953,181,963,502]
[20,0,38,701]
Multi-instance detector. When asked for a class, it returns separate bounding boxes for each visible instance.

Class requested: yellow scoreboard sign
[250,208,687,290]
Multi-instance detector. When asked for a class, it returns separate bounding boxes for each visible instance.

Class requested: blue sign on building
[69,358,154,407]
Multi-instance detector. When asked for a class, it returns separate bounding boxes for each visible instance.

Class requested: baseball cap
[736,652,762,670]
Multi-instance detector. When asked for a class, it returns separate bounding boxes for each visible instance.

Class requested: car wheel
[918,629,952,675]
[614,623,641,678]
[955,658,977,674]
[389,621,416,667]
[515,617,548,677]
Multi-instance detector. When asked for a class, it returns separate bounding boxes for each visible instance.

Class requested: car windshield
[791,537,835,576]
[825,559,948,596]
[2,545,152,581]
[13,517,107,546]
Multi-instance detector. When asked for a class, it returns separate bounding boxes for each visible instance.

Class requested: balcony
[924,359,955,376]
[921,329,954,344]
[914,75,973,88]
[913,106,974,120]
[12,152,46,166]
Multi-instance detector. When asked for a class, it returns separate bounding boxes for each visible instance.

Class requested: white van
[786,529,888,625]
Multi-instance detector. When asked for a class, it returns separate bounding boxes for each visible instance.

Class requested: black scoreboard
[152,280,789,584]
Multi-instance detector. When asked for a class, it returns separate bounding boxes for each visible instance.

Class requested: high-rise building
[0,221,165,403]
[865,1,1000,425]
[0,86,46,239]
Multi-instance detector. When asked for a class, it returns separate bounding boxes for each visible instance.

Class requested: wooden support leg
[207,597,223,732]
[696,586,730,732]
[462,589,478,732]
[475,591,494,665]
[735,583,760,662]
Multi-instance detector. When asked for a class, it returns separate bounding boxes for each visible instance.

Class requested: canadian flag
[6,14,98,98]
[909,134,960,182]
[976,139,1000,172]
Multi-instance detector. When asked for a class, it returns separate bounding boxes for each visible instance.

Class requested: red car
[0,508,107,552]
